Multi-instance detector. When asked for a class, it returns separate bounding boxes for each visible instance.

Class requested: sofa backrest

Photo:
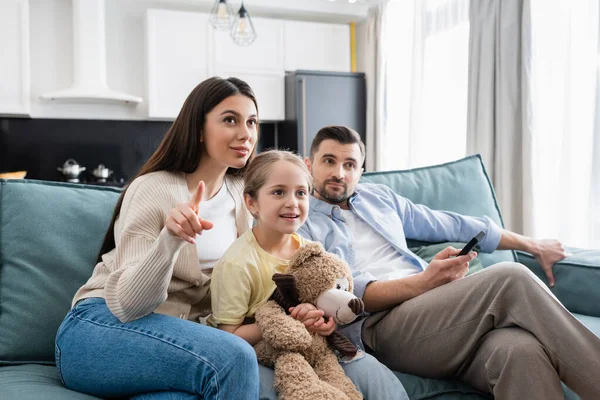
[360,154,517,267]
[0,155,513,366]
[0,179,121,365]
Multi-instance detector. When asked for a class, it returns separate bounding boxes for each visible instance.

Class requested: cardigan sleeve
[103,174,187,322]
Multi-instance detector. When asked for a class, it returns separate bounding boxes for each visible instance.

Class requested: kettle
[92,164,113,182]
[57,159,86,182]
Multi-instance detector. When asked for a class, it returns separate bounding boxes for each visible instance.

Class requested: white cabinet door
[212,17,285,121]
[212,18,284,73]
[284,21,350,73]
[215,69,285,122]
[0,0,30,116]
[147,10,211,120]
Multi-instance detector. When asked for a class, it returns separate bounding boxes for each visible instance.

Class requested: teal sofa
[1,154,599,399]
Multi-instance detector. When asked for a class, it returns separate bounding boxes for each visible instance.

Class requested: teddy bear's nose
[348,298,364,315]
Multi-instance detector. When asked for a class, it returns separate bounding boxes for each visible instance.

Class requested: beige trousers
[361,262,600,400]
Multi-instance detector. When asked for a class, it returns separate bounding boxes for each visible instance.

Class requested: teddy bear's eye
[345,288,348,292]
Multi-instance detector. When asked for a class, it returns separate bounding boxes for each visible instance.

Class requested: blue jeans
[55,298,259,400]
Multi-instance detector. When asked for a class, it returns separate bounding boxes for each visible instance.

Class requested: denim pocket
[55,342,66,386]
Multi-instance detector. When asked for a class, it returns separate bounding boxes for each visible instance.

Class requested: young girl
[210,150,409,399]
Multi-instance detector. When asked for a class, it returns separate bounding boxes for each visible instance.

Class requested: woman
[55,77,405,399]
[55,77,260,399]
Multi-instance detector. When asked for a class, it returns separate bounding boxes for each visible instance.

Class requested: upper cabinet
[212,18,284,73]
[0,0,30,116]
[283,21,351,73]
[146,10,350,121]
[212,17,285,121]
[146,10,211,120]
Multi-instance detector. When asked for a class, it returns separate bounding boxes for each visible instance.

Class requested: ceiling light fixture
[231,2,257,46]
[209,0,234,30]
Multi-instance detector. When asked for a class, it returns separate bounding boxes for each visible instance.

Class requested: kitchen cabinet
[212,18,285,121]
[146,11,350,121]
[0,0,30,116]
[283,21,351,73]
[146,9,211,120]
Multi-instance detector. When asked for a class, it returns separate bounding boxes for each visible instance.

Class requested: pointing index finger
[190,180,204,211]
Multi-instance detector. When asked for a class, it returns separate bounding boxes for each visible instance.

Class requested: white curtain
[528,0,600,249]
[380,0,470,171]
[361,3,387,172]
[466,0,532,234]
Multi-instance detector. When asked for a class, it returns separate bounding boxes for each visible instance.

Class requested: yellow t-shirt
[208,229,309,326]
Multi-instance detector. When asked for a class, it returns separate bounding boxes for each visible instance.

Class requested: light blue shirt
[297,182,502,349]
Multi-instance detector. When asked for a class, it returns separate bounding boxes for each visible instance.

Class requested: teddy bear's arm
[255,300,313,352]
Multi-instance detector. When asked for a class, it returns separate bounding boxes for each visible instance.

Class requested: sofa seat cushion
[0,364,100,400]
[0,179,121,365]
[572,313,600,336]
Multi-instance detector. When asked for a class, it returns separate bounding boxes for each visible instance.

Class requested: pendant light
[231,2,257,46]
[209,0,234,30]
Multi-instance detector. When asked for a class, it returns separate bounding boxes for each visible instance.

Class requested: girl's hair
[243,150,313,199]
[97,77,258,261]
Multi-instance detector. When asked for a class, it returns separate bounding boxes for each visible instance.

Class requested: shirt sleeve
[353,271,378,300]
[209,259,253,326]
[390,187,502,253]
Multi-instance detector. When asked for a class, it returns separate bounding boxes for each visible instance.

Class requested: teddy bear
[254,242,365,400]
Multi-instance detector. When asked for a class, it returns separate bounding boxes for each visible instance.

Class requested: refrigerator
[278,70,366,158]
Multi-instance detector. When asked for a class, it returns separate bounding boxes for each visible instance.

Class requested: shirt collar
[308,186,362,216]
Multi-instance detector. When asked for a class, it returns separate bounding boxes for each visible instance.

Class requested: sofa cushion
[0,179,121,365]
[517,249,600,318]
[0,364,100,400]
[360,155,517,267]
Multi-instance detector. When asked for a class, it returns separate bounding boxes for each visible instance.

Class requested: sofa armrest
[516,247,600,317]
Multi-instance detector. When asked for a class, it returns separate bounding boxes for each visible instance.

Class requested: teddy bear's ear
[272,273,300,306]
[289,242,325,267]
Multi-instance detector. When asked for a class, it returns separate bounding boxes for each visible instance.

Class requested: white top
[341,209,421,280]
[195,184,238,271]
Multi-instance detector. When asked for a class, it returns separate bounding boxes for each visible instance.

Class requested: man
[298,126,600,400]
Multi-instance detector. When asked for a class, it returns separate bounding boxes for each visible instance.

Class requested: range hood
[40,0,142,104]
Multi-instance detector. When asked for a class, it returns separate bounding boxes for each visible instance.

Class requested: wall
[0,117,277,182]
[28,0,370,121]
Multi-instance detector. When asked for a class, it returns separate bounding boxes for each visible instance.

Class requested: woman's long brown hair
[96,77,258,262]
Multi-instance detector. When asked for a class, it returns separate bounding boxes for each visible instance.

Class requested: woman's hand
[165,181,214,244]
[289,304,337,336]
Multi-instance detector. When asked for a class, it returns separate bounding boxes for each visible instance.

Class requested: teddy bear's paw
[277,381,350,400]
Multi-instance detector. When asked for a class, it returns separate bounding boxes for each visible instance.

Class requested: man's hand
[530,239,569,287]
[418,246,477,292]
[289,304,336,336]
[497,230,571,287]
[362,247,477,313]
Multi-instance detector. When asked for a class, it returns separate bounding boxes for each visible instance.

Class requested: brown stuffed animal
[254,242,365,400]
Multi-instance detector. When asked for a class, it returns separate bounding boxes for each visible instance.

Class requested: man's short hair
[309,126,366,162]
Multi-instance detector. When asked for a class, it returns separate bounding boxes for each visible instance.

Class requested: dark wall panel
[0,118,276,185]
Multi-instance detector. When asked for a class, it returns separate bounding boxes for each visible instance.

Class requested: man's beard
[314,179,350,204]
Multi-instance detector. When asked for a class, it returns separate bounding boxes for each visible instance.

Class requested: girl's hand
[289,303,336,336]
[306,316,336,336]
[165,181,214,244]
[289,303,324,327]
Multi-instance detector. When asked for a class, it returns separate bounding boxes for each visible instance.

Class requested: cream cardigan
[72,171,252,323]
